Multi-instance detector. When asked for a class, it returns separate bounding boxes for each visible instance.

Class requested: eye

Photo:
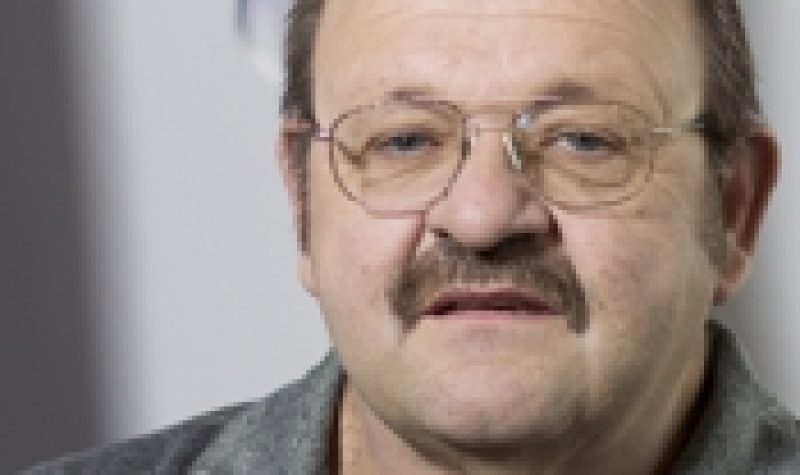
[369,130,444,157]
[554,130,621,153]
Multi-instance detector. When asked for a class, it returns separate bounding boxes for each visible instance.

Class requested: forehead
[314,0,704,122]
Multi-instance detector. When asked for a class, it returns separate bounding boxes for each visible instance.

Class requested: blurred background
[1,1,797,472]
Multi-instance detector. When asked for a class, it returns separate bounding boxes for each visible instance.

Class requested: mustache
[387,233,588,332]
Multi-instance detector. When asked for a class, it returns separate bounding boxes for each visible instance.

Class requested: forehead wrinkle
[318,0,701,123]
[384,8,698,93]
[330,0,695,44]
[399,11,641,40]
[326,42,669,124]
[605,0,696,46]
[607,0,705,105]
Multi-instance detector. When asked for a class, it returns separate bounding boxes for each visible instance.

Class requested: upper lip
[423,287,557,317]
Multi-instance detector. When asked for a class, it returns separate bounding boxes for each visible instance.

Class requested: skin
[278,0,780,473]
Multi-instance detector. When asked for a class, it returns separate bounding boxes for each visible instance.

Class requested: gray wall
[1,2,97,471]
[2,1,798,472]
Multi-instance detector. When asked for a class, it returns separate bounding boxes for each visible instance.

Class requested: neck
[336,333,712,475]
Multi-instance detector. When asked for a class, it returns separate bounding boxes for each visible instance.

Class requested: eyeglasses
[306,97,704,215]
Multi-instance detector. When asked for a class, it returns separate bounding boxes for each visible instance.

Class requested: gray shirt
[23,321,800,474]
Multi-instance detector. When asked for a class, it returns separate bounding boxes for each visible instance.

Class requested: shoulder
[20,403,247,475]
[748,394,800,473]
[21,353,341,475]
[674,321,800,473]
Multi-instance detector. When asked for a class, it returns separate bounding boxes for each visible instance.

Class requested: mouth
[423,288,560,321]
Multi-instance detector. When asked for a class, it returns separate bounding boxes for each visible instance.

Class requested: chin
[396,361,587,448]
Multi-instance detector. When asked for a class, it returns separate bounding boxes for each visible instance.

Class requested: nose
[425,130,555,249]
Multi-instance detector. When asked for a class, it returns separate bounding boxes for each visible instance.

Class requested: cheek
[565,148,713,320]
[567,219,670,318]
[560,177,715,385]
[306,154,424,342]
[561,204,707,339]
[556,216,682,401]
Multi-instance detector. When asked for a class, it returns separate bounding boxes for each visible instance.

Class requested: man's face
[302,0,717,445]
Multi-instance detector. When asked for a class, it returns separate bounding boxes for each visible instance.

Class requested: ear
[713,124,780,305]
[277,116,319,298]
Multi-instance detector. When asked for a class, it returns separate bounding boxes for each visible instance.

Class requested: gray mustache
[387,233,588,332]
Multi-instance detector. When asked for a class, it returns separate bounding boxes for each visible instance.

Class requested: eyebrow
[382,85,439,102]
[380,79,606,105]
[536,81,603,103]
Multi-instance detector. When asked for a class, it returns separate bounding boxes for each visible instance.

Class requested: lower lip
[424,310,561,322]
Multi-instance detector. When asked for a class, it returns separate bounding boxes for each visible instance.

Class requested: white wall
[67,0,800,442]
[69,0,328,440]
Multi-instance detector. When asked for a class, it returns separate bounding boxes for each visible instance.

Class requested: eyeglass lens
[330,100,654,212]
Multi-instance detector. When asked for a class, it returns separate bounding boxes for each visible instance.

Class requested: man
[26,0,798,473]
